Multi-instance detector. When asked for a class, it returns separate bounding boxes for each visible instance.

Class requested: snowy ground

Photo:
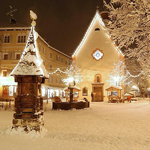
[0,100,150,150]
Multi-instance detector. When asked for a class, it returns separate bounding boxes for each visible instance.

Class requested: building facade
[0,23,71,100]
[72,10,124,102]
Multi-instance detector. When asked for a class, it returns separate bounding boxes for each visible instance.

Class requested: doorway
[92,83,104,102]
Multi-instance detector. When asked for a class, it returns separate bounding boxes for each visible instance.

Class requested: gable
[72,11,124,71]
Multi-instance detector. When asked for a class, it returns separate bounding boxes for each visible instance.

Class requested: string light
[72,10,124,58]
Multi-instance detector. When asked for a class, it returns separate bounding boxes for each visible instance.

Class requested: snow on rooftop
[105,85,122,90]
[10,24,49,78]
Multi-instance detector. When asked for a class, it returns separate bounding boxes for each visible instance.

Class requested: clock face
[92,49,104,61]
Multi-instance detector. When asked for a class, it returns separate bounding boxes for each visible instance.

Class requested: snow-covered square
[0,101,150,150]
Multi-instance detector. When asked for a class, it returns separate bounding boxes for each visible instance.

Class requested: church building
[72,10,124,102]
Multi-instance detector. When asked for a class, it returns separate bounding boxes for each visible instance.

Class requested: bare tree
[104,0,150,75]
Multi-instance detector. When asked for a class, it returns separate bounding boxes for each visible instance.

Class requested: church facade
[72,10,124,102]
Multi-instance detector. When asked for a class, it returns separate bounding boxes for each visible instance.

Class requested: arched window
[82,87,88,96]
[96,76,100,82]
[94,74,102,83]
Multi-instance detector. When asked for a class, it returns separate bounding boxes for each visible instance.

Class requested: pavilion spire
[10,10,49,78]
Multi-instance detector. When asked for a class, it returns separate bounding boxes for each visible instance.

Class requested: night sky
[0,0,110,56]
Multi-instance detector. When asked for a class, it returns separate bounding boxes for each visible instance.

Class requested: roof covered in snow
[105,85,122,91]
[10,19,49,78]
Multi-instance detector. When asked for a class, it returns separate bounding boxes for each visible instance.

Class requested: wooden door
[93,87,103,102]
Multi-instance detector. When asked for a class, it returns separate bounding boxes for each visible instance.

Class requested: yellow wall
[0,27,70,98]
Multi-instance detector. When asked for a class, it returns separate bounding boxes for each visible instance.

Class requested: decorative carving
[91,49,104,61]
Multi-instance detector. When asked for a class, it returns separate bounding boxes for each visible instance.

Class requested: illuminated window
[82,87,88,96]
[2,70,7,77]
[9,86,13,96]
[3,54,8,60]
[41,87,45,97]
[55,90,59,96]
[17,35,26,43]
[4,35,10,43]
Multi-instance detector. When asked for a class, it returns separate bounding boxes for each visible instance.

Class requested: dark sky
[0,0,110,56]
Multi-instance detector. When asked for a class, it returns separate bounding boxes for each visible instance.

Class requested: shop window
[41,88,46,97]
[3,86,9,97]
[82,87,88,96]
[9,86,13,96]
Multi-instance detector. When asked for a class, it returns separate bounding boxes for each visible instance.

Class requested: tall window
[43,47,46,54]
[96,76,100,82]
[56,55,59,61]
[4,35,10,43]
[48,76,53,83]
[3,53,8,60]
[17,35,26,43]
[15,53,21,60]
[56,77,60,84]
[39,43,41,51]
[49,64,52,71]
[82,87,88,96]
[50,52,52,59]
[65,59,68,65]
[61,57,63,63]
[94,74,102,83]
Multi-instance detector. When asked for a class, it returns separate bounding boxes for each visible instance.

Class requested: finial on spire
[30,10,37,26]
[96,5,99,11]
